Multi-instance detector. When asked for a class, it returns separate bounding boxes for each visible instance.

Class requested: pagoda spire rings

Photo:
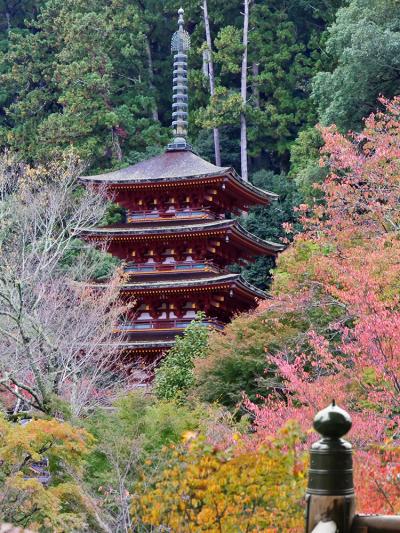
[168,8,192,151]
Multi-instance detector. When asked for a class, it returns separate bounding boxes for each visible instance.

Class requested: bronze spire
[167,7,191,151]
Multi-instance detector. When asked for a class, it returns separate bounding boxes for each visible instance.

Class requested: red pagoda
[81,8,284,360]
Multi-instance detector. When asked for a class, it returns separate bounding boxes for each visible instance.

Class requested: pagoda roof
[93,272,266,301]
[80,149,277,204]
[118,340,175,351]
[117,273,267,300]
[83,219,285,255]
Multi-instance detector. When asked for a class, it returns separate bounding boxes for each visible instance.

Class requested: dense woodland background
[1,0,399,286]
[0,1,400,531]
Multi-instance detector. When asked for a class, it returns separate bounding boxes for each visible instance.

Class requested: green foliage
[194,310,303,408]
[155,312,210,401]
[84,392,206,521]
[213,26,243,74]
[59,238,120,281]
[193,0,342,171]
[239,170,303,289]
[313,0,400,131]
[0,0,168,168]
[289,126,326,202]
[100,201,125,225]
[0,0,344,175]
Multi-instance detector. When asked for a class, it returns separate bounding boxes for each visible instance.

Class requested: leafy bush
[131,422,307,532]
[155,313,210,401]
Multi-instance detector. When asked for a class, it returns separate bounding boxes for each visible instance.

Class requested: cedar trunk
[241,0,250,181]
[203,0,221,166]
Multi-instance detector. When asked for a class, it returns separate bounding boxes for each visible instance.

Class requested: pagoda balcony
[117,318,225,332]
[124,260,224,275]
[127,207,221,223]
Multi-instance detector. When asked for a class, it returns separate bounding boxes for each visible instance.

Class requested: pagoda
[81,9,284,360]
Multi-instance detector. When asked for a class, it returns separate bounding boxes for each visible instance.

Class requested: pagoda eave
[118,274,267,302]
[80,149,277,207]
[118,340,175,354]
[82,220,285,256]
[81,172,276,207]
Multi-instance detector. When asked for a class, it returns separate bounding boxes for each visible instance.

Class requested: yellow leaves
[0,415,97,532]
[182,430,198,443]
[0,415,93,471]
[131,424,307,532]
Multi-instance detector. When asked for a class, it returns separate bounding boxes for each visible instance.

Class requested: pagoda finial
[167,7,192,151]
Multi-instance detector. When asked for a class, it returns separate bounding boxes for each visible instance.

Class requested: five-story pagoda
[81,9,284,360]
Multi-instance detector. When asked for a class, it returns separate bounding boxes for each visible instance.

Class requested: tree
[0,152,132,418]
[0,0,344,174]
[0,1,41,33]
[239,169,302,288]
[131,422,306,532]
[154,312,209,401]
[0,0,168,169]
[312,0,400,131]
[84,391,242,532]
[194,308,303,409]
[202,0,221,166]
[240,0,250,181]
[289,126,326,202]
[0,415,107,532]
[85,392,202,533]
[194,0,341,173]
[246,97,400,513]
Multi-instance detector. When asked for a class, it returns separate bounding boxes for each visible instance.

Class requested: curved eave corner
[233,222,286,255]
[226,169,279,206]
[80,220,286,257]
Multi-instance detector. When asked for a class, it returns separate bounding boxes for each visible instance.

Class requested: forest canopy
[0,1,399,531]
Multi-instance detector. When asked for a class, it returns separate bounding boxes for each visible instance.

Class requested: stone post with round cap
[305,401,356,533]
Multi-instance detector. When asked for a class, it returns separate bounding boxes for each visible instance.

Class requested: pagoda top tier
[80,149,277,206]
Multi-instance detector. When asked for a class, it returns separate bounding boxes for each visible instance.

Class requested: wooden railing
[127,207,219,222]
[124,260,223,274]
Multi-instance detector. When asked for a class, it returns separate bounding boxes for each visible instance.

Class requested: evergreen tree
[313,0,400,131]
[0,0,168,169]
[239,170,302,289]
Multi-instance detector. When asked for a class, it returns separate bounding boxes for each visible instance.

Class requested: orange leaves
[131,423,307,532]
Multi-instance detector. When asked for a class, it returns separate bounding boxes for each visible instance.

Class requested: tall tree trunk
[202,0,221,166]
[112,127,123,162]
[240,0,250,182]
[5,10,10,33]
[252,62,260,109]
[145,37,159,122]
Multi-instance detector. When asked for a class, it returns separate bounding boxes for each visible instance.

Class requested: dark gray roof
[80,149,277,203]
[117,273,267,299]
[82,150,229,183]
[117,340,175,350]
[83,219,285,253]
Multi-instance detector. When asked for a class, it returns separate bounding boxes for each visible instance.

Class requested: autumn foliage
[131,422,307,532]
[237,97,400,513]
[0,416,98,532]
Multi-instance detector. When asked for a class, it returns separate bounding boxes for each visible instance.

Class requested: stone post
[305,401,356,533]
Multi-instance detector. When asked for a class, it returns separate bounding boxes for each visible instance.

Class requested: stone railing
[305,402,400,532]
